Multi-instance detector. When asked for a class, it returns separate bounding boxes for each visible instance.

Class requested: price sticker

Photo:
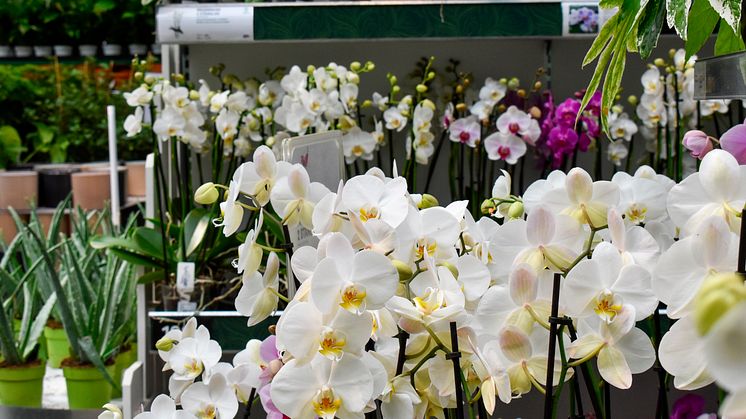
[157,4,254,44]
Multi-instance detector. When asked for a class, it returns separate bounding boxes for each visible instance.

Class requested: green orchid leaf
[686,0,720,58]
[133,227,165,261]
[667,0,693,39]
[708,0,741,33]
[638,0,667,59]
[137,269,166,285]
[715,19,746,55]
[584,12,620,66]
[22,295,56,360]
[184,208,210,259]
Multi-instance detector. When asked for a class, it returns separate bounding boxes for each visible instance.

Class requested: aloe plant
[28,208,137,386]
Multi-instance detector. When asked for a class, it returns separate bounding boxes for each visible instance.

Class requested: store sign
[157,4,254,44]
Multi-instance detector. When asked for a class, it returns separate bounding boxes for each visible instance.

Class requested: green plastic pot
[0,360,46,407]
[44,326,71,368]
[62,363,116,409]
[112,345,137,399]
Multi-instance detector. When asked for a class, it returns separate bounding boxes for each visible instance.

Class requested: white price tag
[176,262,195,297]
[157,5,254,44]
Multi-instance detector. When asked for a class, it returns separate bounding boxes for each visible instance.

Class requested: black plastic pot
[36,164,80,208]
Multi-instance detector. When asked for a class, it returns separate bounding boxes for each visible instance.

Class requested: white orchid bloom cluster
[128,139,746,418]
[636,48,698,155]
[606,105,638,167]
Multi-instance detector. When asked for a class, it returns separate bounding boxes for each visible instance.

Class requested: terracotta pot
[0,212,27,246]
[126,161,146,197]
[71,167,127,210]
[0,171,38,210]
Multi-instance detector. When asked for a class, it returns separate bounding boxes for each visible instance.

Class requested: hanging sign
[157,4,254,44]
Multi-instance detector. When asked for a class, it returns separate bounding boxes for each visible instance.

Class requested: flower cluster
[568,7,599,33]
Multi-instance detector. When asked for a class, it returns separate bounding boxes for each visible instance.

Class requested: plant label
[157,4,254,44]
[176,262,195,297]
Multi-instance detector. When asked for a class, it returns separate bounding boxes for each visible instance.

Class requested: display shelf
[157,1,565,43]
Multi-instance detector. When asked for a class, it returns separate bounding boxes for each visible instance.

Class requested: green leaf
[109,248,162,269]
[0,126,23,169]
[685,0,720,58]
[183,209,210,258]
[133,227,165,260]
[667,0,693,39]
[600,0,623,7]
[93,0,115,14]
[22,295,56,360]
[137,269,166,285]
[77,337,117,389]
[584,12,620,67]
[637,0,667,59]
[715,19,746,55]
[708,0,741,34]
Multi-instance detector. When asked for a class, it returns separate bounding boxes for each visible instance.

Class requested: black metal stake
[395,330,409,375]
[448,321,465,419]
[738,208,746,275]
[543,273,562,418]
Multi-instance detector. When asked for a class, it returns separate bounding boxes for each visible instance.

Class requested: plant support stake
[448,321,465,419]
[543,272,562,418]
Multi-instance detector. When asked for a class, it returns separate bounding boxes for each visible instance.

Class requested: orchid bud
[392,260,413,281]
[268,324,277,335]
[456,103,468,113]
[418,194,439,209]
[694,273,746,335]
[347,72,360,84]
[682,130,713,160]
[529,106,542,119]
[350,61,362,71]
[533,81,542,91]
[365,61,375,71]
[194,182,219,205]
[507,78,520,90]
[421,99,436,111]
[654,58,665,67]
[455,84,464,94]
[392,85,401,94]
[144,75,155,85]
[134,71,144,81]
[668,49,676,58]
[361,99,373,108]
[416,84,428,93]
[255,146,276,178]
[517,89,527,98]
[189,90,200,100]
[338,115,357,132]
[266,136,276,147]
[497,104,507,114]
[427,71,436,81]
[508,201,524,219]
[173,73,185,84]
[627,95,638,106]
[498,78,508,85]
[389,75,398,85]
[306,65,315,73]
[155,337,175,352]
[481,199,496,215]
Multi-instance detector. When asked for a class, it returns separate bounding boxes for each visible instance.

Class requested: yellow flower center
[197,404,216,419]
[319,329,347,359]
[625,204,647,224]
[413,289,445,316]
[313,387,342,419]
[340,284,367,313]
[359,206,380,222]
[184,359,203,377]
[594,291,623,323]
[352,145,365,156]
[390,119,401,128]
[415,239,437,259]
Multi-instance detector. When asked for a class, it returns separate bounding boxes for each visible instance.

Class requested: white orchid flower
[610,171,668,225]
[348,215,398,255]
[372,92,388,111]
[609,113,638,141]
[489,205,583,277]
[235,145,292,207]
[394,206,461,265]
[234,210,264,278]
[99,403,124,419]
[270,354,374,419]
[653,215,738,318]
[181,373,238,419]
[158,318,198,371]
[340,83,358,113]
[280,65,308,96]
[383,107,407,132]
[469,338,512,413]
[124,107,144,137]
[413,104,433,133]
[640,67,663,96]
[568,305,655,389]
[702,303,746,418]
[153,107,186,140]
[367,352,422,419]
[300,88,328,116]
[270,164,330,229]
[499,326,568,396]
[607,141,628,167]
[197,79,211,107]
[484,132,526,165]
[277,301,373,362]
[341,174,409,228]
[258,81,284,107]
[387,271,464,334]
[449,116,481,147]
[475,263,552,335]
[124,85,154,107]
[215,108,240,141]
[235,251,280,326]
[478,77,506,106]
[310,237,397,315]
[496,106,540,145]
[169,325,222,381]
[204,362,257,404]
[658,315,714,390]
[208,91,229,113]
[667,149,746,235]
[605,208,660,271]
[314,67,338,92]
[214,177,243,237]
[562,242,657,322]
[470,100,493,121]
[225,91,252,113]
[342,127,376,164]
[133,394,195,419]
[539,167,620,228]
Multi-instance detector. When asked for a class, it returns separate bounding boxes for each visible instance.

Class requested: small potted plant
[52,2,75,58]
[8,0,32,58]
[0,7,12,58]
[31,209,136,409]
[100,1,126,57]
[29,0,55,58]
[123,0,155,56]
[77,0,113,57]
[0,234,56,407]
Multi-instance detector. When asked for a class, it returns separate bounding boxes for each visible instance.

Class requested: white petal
[352,250,398,310]
[615,327,656,374]
[597,345,632,389]
[311,258,344,314]
[330,355,375,412]
[526,206,556,246]
[703,303,746,391]
[276,302,322,361]
[270,359,320,418]
[658,316,713,390]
